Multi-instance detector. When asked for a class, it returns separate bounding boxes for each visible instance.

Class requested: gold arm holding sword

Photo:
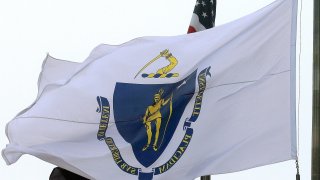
[134,49,178,79]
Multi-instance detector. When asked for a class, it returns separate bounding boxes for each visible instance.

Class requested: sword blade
[134,54,162,79]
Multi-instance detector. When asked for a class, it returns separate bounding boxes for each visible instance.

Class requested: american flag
[188,0,216,33]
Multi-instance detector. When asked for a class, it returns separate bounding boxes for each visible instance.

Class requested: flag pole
[312,0,320,179]
[201,175,211,180]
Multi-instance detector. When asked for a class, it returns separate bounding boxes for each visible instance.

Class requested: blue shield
[113,70,197,167]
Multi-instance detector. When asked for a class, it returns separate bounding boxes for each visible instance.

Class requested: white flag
[2,0,298,179]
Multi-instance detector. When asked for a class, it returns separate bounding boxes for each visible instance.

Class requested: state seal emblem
[96,49,211,180]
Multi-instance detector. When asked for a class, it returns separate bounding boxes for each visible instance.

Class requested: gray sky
[0,0,313,179]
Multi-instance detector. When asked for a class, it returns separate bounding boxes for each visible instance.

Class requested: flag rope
[296,159,300,180]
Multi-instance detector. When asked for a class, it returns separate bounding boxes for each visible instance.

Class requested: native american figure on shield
[142,88,173,151]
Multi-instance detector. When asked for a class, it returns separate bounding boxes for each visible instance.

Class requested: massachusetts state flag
[2,0,298,179]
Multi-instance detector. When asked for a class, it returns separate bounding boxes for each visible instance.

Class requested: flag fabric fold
[2,0,297,179]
